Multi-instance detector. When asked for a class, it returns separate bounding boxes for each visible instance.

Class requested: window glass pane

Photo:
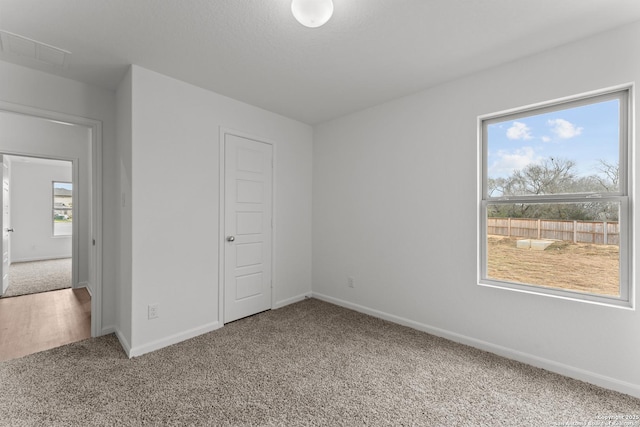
[486,201,620,297]
[487,99,620,197]
[53,182,72,236]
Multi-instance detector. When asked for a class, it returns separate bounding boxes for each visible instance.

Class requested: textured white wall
[0,60,118,332]
[115,67,133,349]
[11,160,72,263]
[312,22,640,397]
[128,66,313,355]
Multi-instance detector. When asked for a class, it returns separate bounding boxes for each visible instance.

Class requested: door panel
[1,156,9,296]
[235,273,263,300]
[236,180,264,203]
[236,243,263,268]
[224,134,272,323]
[236,212,262,235]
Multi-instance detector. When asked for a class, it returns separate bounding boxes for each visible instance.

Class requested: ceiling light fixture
[291,0,334,28]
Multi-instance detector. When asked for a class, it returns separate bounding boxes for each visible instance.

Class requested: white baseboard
[273,291,312,309]
[128,321,222,358]
[11,255,72,263]
[75,281,91,294]
[101,325,116,335]
[311,292,640,399]
[113,328,132,358]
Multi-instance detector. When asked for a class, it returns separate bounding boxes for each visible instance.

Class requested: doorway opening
[0,155,76,299]
[0,103,102,359]
[0,153,89,361]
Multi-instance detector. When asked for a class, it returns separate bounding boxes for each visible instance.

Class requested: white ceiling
[1,0,639,124]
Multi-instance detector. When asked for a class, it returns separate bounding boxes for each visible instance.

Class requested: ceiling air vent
[0,30,70,67]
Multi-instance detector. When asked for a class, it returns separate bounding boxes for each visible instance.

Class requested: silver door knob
[6,228,13,232]
[226,236,235,242]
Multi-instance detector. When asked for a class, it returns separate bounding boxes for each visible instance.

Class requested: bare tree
[488,157,619,221]
[594,160,619,192]
[487,177,507,197]
[506,157,576,196]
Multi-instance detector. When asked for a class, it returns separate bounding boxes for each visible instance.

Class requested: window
[479,87,631,307]
[53,182,72,236]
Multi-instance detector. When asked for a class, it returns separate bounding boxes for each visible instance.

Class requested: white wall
[127,66,312,355]
[313,21,640,397]
[0,60,118,333]
[115,67,133,350]
[11,160,72,263]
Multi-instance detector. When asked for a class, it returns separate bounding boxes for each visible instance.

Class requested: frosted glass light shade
[291,0,334,28]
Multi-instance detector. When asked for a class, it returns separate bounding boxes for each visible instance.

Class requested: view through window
[53,182,72,236]
[480,88,630,306]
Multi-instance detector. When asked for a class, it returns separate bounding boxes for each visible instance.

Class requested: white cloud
[548,118,583,139]
[506,121,533,140]
[488,146,540,178]
[541,136,551,142]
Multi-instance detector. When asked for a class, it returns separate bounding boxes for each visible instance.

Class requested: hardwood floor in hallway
[0,288,91,361]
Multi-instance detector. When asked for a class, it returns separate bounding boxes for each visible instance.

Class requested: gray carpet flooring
[1,258,71,298]
[0,298,638,426]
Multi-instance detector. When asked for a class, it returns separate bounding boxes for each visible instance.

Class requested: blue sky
[54,182,72,190]
[487,99,619,180]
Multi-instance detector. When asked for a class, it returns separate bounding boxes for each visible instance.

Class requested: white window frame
[478,85,633,308]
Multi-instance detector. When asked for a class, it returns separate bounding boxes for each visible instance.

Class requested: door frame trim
[218,127,276,325]
[0,101,103,337]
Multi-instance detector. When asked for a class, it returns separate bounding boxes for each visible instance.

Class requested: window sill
[478,279,634,310]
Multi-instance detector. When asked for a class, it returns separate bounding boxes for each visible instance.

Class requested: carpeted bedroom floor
[0,298,638,426]
[1,258,71,298]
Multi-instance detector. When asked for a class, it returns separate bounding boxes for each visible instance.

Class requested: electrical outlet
[148,303,159,319]
[347,276,355,288]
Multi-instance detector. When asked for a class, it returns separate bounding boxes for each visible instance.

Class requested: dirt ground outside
[487,235,620,296]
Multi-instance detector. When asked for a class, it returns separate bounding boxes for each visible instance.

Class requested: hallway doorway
[0,103,102,340]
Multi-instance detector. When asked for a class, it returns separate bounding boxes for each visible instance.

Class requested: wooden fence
[487,217,619,245]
